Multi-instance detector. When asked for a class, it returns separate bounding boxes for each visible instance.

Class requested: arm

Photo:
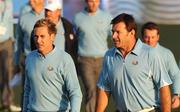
[13,21,24,74]
[23,70,31,111]
[150,49,172,111]
[64,54,82,112]
[160,85,171,112]
[96,88,110,112]
[165,51,180,108]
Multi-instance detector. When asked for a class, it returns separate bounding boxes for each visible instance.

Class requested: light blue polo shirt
[155,43,180,94]
[14,10,44,65]
[97,39,172,111]
[23,47,82,112]
[0,0,13,43]
[73,8,112,57]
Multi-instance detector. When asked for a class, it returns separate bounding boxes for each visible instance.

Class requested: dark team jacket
[31,17,78,66]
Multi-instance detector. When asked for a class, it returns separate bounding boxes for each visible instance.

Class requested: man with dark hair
[23,18,82,112]
[96,13,172,112]
[141,22,180,109]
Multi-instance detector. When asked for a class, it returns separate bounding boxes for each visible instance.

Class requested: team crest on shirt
[47,66,53,71]
[132,60,138,65]
[69,34,74,40]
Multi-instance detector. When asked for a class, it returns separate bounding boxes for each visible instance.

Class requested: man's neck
[120,38,137,58]
[33,6,44,15]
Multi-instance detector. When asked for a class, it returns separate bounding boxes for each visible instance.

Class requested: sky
[13,0,28,16]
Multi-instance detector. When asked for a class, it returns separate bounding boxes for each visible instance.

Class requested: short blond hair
[33,18,57,35]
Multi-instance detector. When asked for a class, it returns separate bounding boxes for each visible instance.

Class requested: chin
[37,48,44,53]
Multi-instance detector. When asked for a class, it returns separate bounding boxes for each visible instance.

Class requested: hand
[172,95,180,109]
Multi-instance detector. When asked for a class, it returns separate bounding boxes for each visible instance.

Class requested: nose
[147,37,153,44]
[35,36,41,44]
[112,32,117,39]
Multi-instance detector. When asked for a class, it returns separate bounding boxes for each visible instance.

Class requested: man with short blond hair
[31,0,78,67]
[23,18,82,112]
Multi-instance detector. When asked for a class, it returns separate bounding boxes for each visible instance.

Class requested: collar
[37,45,56,59]
[155,43,160,48]
[83,8,100,16]
[113,39,143,57]
[31,9,45,16]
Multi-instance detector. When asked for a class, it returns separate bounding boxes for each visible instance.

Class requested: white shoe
[10,105,21,112]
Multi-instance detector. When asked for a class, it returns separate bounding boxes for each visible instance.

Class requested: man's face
[45,9,61,24]
[143,29,159,47]
[29,0,44,9]
[112,22,132,49]
[34,26,55,55]
[86,0,100,13]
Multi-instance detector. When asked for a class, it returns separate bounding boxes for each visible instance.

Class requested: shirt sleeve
[0,0,14,40]
[97,55,111,92]
[63,54,82,112]
[23,61,31,111]
[166,51,180,94]
[5,0,14,39]
[13,21,24,65]
[150,49,172,89]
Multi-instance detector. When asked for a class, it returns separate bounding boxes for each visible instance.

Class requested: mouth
[36,44,43,48]
[113,39,119,43]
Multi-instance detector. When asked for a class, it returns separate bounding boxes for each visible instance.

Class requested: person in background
[72,0,112,111]
[10,0,32,88]
[23,18,82,112]
[96,13,172,112]
[31,0,78,67]
[13,0,45,109]
[0,0,21,111]
[13,0,45,82]
[141,22,180,109]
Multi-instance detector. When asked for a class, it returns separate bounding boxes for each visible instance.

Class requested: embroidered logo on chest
[132,60,138,65]
[47,65,54,71]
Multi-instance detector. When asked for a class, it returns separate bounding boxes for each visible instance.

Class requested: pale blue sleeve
[13,20,24,65]
[64,54,82,112]
[167,51,180,94]
[97,55,111,92]
[23,61,31,111]
[150,50,172,89]
[6,0,14,39]
[0,0,14,40]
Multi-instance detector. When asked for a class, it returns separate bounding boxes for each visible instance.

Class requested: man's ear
[157,34,160,41]
[130,29,135,36]
[50,33,55,41]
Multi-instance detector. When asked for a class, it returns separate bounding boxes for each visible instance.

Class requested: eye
[34,35,38,40]
[40,35,45,39]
